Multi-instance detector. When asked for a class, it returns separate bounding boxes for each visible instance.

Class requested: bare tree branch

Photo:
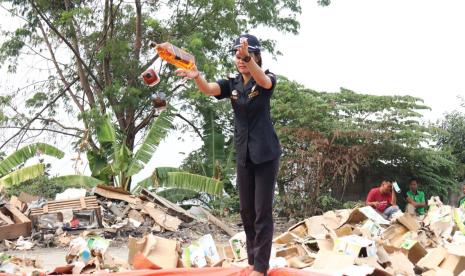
[100,0,126,131]
[143,54,159,71]
[37,19,85,114]
[176,113,203,139]
[134,110,156,133]
[36,117,83,132]
[0,77,80,151]
[29,0,103,92]
[134,0,142,62]
[0,126,81,138]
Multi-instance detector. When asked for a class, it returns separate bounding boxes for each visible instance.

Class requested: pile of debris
[1,185,465,275]
[265,196,465,275]
[0,185,236,249]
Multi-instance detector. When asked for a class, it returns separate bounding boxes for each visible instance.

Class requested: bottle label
[171,44,194,62]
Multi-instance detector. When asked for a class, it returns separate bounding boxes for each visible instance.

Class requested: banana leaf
[0,163,45,186]
[0,143,63,175]
[165,172,223,196]
[127,107,176,176]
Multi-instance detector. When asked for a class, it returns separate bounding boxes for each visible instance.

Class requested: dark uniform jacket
[215,70,281,166]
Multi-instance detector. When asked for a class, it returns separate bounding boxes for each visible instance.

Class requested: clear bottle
[150,41,195,70]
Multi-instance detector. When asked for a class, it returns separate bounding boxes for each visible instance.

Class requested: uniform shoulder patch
[264,69,276,79]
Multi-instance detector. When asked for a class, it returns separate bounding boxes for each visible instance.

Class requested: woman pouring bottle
[175,34,281,276]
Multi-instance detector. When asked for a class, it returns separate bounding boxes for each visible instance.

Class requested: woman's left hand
[237,38,250,58]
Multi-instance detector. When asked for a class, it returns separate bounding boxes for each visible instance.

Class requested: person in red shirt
[366,180,399,218]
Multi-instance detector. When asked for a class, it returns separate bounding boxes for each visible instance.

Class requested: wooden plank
[93,186,141,205]
[45,202,98,207]
[43,197,97,205]
[143,202,182,232]
[31,206,99,214]
[30,197,99,216]
[80,197,87,209]
[31,204,99,211]
[45,201,98,207]
[42,204,99,209]
[0,211,14,225]
[9,196,24,212]
[141,189,196,222]
[0,205,32,240]
[199,207,236,237]
[5,204,30,224]
[43,201,96,207]
[96,184,131,195]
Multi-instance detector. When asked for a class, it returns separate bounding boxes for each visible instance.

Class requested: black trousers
[237,156,279,273]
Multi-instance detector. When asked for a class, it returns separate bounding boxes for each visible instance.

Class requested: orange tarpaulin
[40,267,328,276]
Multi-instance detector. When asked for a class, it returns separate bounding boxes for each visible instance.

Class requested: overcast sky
[1,0,465,183]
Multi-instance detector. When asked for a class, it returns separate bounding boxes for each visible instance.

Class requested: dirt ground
[1,216,294,272]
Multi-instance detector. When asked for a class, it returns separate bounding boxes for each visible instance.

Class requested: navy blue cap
[230,34,261,53]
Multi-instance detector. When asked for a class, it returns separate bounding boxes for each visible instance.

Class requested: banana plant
[131,167,223,196]
[0,143,64,187]
[203,111,235,181]
[88,106,223,195]
[134,110,235,203]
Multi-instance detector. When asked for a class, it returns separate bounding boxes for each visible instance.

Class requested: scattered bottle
[393,181,401,193]
[141,68,160,87]
[151,92,167,110]
[150,41,195,70]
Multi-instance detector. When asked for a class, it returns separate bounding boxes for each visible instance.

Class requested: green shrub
[4,176,72,199]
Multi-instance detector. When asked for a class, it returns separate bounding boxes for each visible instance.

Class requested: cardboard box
[360,219,382,238]
[0,204,32,240]
[397,214,420,232]
[417,247,448,270]
[276,245,300,259]
[385,231,427,264]
[219,244,234,260]
[342,206,390,227]
[289,213,341,240]
[182,234,221,268]
[335,224,354,237]
[439,254,465,275]
[288,220,309,238]
[333,235,377,257]
[422,268,453,276]
[273,231,295,244]
[229,231,247,261]
[311,249,355,272]
[128,234,179,269]
[287,255,314,269]
[389,252,415,276]
[398,236,427,264]
[381,223,409,241]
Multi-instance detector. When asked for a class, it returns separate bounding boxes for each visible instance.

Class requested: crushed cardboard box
[128,234,179,269]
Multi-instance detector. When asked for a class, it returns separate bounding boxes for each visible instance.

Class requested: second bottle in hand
[150,41,195,70]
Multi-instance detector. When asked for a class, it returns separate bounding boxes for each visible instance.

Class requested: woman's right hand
[175,65,200,79]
